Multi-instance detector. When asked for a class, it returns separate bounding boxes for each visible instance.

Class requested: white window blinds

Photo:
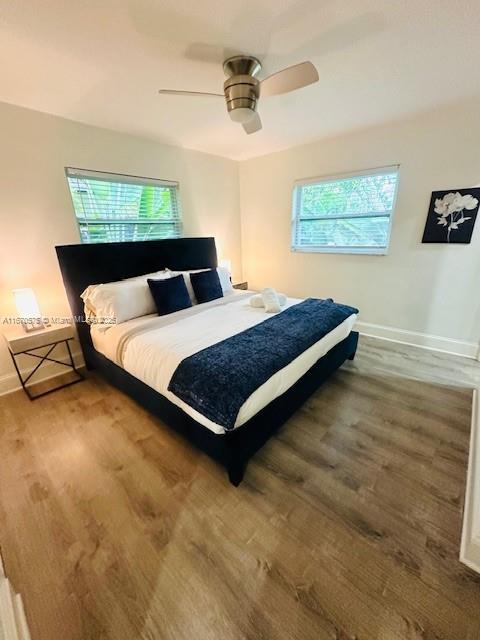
[66,168,182,244]
[291,166,399,254]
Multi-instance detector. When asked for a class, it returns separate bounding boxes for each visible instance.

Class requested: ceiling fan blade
[260,61,318,97]
[158,89,223,98]
[242,112,262,135]
[184,43,241,64]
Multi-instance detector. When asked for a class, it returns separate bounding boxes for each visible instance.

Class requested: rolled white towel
[261,287,281,313]
[250,292,287,308]
[249,294,264,308]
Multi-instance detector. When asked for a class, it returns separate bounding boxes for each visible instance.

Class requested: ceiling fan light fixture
[158,54,318,136]
[229,107,255,124]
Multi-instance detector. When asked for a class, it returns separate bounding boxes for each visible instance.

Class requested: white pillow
[81,271,170,324]
[217,266,234,294]
[167,266,233,304]
[124,269,169,283]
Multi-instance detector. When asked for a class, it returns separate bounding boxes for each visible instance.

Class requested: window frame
[291,165,400,256]
[65,167,183,244]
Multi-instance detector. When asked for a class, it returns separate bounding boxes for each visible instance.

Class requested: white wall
[0,101,241,393]
[239,99,480,357]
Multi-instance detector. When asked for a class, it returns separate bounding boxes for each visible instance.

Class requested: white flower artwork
[422,188,480,244]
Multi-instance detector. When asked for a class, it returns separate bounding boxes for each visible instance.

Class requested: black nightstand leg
[9,350,34,400]
[65,339,83,377]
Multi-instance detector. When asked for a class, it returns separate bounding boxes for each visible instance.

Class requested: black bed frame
[56,237,358,486]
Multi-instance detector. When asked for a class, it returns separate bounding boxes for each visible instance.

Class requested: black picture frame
[422,188,480,244]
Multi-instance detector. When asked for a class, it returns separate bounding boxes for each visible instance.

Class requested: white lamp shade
[219,258,232,274]
[13,288,41,319]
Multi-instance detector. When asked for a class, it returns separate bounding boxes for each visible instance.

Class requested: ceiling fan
[158,55,319,135]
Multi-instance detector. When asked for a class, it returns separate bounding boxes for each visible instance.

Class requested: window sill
[291,246,389,256]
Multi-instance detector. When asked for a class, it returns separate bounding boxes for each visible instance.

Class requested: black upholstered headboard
[55,237,218,364]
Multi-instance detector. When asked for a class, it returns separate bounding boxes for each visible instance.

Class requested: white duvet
[91,291,357,435]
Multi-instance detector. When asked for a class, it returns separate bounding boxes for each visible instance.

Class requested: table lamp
[12,288,45,333]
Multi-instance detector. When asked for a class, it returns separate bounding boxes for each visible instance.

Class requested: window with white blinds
[291,166,399,254]
[66,168,182,244]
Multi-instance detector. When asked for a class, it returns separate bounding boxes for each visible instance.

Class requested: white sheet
[91,291,357,435]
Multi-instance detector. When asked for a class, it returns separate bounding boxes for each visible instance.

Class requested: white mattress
[91,291,357,435]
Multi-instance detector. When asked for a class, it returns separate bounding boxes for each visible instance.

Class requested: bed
[56,237,359,485]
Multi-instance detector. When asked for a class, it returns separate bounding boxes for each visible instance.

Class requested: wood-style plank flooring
[348,335,480,388]
[0,337,479,640]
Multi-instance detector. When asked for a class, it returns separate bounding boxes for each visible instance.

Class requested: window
[291,166,399,254]
[66,167,182,244]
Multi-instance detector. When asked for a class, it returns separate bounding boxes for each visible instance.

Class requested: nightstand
[3,324,84,400]
[233,282,248,290]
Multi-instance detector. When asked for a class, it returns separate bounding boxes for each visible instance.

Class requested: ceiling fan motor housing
[223,56,261,122]
[224,75,259,114]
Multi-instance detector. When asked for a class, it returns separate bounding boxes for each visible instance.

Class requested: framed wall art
[422,188,480,244]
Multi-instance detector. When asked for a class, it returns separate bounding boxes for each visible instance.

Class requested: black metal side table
[3,325,84,400]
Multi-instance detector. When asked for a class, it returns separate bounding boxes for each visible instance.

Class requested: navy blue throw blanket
[168,298,358,430]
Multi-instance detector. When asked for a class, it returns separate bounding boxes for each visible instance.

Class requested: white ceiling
[0,0,479,160]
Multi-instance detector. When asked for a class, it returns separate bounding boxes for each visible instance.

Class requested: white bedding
[91,291,357,435]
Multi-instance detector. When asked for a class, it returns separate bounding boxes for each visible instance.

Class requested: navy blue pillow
[148,275,192,316]
[190,269,224,304]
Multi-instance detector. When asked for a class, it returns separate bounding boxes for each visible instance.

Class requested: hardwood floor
[0,337,479,639]
[349,335,480,388]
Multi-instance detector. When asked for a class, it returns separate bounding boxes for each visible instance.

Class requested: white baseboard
[461,388,480,574]
[355,321,478,359]
[0,350,84,397]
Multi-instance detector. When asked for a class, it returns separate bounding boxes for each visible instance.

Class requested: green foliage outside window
[67,173,181,244]
[293,171,398,252]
